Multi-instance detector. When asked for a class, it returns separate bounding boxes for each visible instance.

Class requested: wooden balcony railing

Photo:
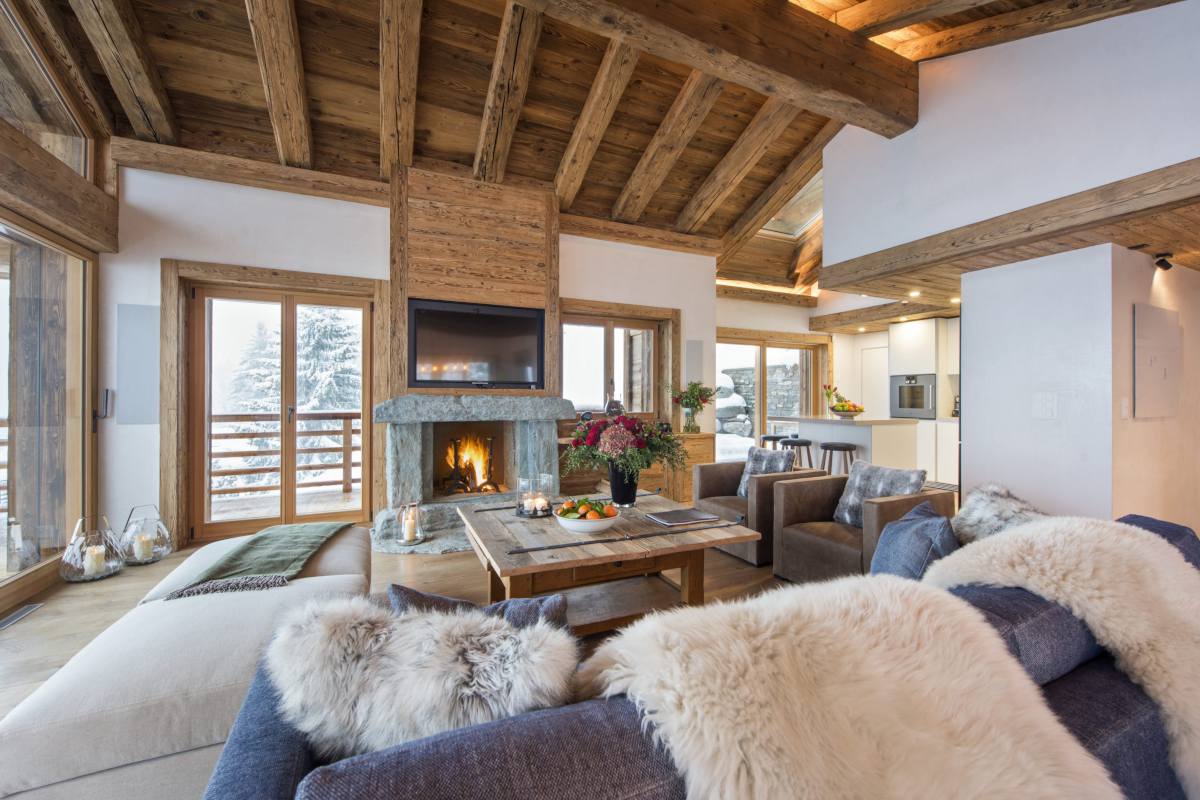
[208,411,361,497]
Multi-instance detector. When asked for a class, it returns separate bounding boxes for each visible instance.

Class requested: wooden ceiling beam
[560,214,721,256]
[9,0,113,136]
[809,300,954,334]
[675,97,800,234]
[526,0,918,138]
[820,154,1200,291]
[380,0,423,178]
[473,0,543,183]
[66,0,176,143]
[721,119,842,261]
[715,283,819,308]
[896,0,1182,61]
[789,217,823,288]
[612,69,723,223]
[245,0,312,168]
[833,0,994,37]
[554,39,639,210]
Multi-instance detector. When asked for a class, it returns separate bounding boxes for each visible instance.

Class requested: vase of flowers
[672,381,716,434]
[822,384,838,419]
[564,415,686,506]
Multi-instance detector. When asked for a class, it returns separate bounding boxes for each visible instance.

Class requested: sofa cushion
[1119,514,1200,570]
[0,573,367,797]
[737,447,794,498]
[1042,655,1186,800]
[695,495,747,524]
[386,584,568,629]
[833,461,925,528]
[951,584,1101,686]
[295,698,684,800]
[870,501,959,580]
[141,526,371,603]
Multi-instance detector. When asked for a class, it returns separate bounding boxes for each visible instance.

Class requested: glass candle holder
[517,476,550,517]
[60,516,123,582]
[120,504,174,565]
[401,503,424,544]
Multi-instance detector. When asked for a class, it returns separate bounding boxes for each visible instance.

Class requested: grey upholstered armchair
[772,475,956,582]
[692,461,825,566]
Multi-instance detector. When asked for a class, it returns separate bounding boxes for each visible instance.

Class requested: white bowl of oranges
[554,497,620,534]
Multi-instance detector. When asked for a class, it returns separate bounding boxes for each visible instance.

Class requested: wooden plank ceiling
[38,0,1179,294]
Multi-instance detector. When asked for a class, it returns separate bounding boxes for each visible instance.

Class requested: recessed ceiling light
[857,326,866,332]
[901,300,909,305]
[908,290,921,298]
[950,297,961,304]
[899,316,909,322]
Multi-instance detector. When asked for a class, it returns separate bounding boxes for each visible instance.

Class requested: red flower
[634,437,647,449]
[585,428,601,446]
[572,437,583,446]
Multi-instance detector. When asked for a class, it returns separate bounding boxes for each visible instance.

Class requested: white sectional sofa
[0,526,371,799]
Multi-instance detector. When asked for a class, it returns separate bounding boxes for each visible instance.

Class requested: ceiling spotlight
[857,326,866,332]
[1154,252,1175,271]
[950,297,961,305]
[908,290,921,298]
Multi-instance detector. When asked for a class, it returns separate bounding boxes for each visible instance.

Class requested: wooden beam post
[526,0,917,138]
[380,0,423,178]
[473,0,543,183]
[808,300,954,333]
[554,39,639,210]
[675,97,800,233]
[612,69,723,223]
[66,0,177,143]
[245,0,312,168]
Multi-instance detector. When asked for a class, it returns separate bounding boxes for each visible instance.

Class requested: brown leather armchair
[692,461,825,566]
[772,475,956,583]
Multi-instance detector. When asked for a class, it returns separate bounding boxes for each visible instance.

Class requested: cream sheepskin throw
[267,596,578,759]
[925,516,1200,798]
[576,576,1119,800]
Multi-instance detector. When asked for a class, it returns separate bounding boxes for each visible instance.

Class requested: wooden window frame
[560,298,682,430]
[715,327,833,443]
[161,260,381,546]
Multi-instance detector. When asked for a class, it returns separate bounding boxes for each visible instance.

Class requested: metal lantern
[60,515,123,582]
[120,504,174,566]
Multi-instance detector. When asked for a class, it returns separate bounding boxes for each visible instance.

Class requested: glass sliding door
[191,289,370,539]
[1,226,88,581]
[715,342,759,461]
[765,346,814,437]
[717,339,820,462]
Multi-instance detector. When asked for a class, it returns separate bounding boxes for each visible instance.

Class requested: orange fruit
[562,500,576,510]
[577,504,592,515]
[603,504,618,517]
[585,510,602,520]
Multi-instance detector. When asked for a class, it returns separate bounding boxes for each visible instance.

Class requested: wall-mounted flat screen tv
[408,299,545,389]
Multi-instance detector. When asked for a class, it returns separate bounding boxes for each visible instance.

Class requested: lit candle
[523,497,536,513]
[133,534,154,561]
[533,496,549,512]
[403,508,417,542]
[83,545,106,577]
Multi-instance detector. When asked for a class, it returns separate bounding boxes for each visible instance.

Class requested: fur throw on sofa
[925,516,1200,798]
[266,596,578,759]
[951,483,1045,543]
[576,577,1119,800]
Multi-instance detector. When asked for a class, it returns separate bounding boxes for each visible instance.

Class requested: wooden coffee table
[458,494,760,635]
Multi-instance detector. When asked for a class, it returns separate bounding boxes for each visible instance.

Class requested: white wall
[960,246,1115,517]
[824,0,1200,263]
[1111,248,1200,529]
[100,168,390,527]
[715,297,810,332]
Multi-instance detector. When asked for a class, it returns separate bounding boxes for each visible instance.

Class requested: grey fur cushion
[387,584,568,629]
[833,460,926,528]
[952,484,1046,544]
[266,596,578,759]
[737,446,796,498]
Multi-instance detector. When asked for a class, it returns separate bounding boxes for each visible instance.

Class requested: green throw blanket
[164,522,351,600]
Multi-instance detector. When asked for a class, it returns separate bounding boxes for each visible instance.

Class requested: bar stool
[760,434,786,450]
[819,442,857,475]
[778,437,814,469]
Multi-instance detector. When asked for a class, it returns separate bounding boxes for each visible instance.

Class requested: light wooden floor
[0,547,781,719]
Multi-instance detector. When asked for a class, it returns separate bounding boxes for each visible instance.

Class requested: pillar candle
[83,545,106,577]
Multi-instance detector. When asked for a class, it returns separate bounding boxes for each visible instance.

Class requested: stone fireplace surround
[372,395,576,550]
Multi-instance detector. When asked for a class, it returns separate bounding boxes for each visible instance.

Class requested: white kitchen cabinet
[945,318,960,375]
[889,319,938,375]
[935,420,960,484]
[916,420,937,477]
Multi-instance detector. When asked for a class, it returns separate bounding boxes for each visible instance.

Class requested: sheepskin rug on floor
[267,596,578,759]
[925,516,1200,798]
[576,576,1119,800]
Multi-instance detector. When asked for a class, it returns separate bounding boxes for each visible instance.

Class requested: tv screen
[408,299,544,389]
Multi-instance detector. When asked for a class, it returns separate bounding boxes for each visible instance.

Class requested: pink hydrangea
[597,424,637,459]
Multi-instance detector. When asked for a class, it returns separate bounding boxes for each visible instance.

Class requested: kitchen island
[789,416,918,470]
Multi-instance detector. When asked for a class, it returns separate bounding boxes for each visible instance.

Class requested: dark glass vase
[608,463,639,507]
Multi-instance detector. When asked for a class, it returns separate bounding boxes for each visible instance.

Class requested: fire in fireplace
[442,433,500,494]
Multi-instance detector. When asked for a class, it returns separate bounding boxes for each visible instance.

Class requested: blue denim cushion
[296,697,685,800]
[205,663,320,800]
[386,584,569,629]
[1118,514,1200,570]
[1043,654,1185,800]
[952,585,1102,686]
[870,501,958,579]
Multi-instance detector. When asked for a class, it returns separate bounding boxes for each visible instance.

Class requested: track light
[1154,253,1175,271]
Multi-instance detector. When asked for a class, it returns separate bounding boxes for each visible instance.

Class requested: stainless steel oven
[890,374,936,419]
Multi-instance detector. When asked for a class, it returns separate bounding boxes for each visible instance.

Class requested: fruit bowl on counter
[829,400,865,419]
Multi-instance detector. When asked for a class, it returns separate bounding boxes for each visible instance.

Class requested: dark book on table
[644,508,721,527]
